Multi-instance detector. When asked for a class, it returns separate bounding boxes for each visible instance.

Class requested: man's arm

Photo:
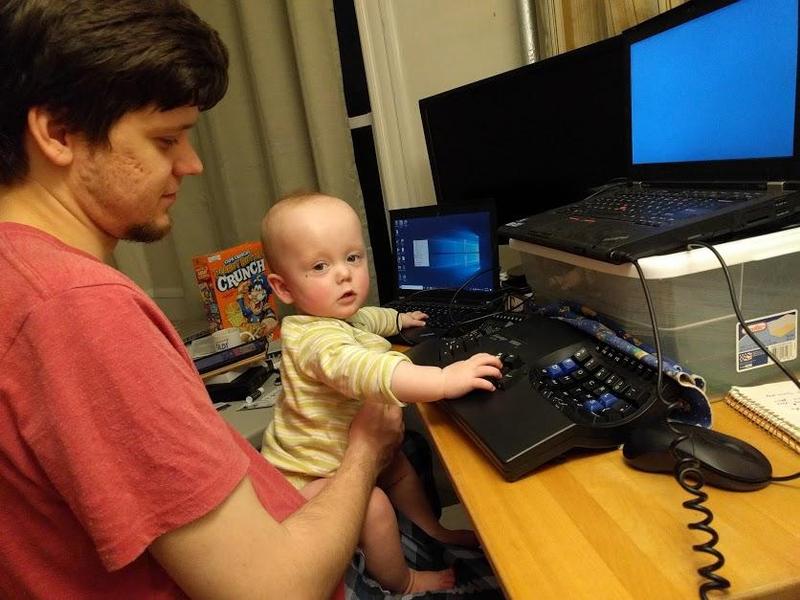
[150,401,403,600]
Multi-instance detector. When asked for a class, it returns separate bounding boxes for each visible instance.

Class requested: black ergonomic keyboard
[407,313,684,481]
[555,188,759,228]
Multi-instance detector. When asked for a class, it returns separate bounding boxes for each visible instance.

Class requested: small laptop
[500,0,800,264]
[383,203,502,343]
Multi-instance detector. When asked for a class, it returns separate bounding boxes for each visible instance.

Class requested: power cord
[445,266,501,332]
[631,259,730,599]
[394,266,530,344]
[392,286,470,345]
[391,267,502,344]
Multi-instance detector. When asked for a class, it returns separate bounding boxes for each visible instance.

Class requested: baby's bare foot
[434,527,480,547]
[404,568,456,593]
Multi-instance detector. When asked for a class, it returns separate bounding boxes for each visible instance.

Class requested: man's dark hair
[0,0,229,185]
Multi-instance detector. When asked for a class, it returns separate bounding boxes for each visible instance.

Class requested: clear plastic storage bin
[511,228,800,397]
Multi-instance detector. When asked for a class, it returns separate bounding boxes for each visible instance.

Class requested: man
[0,1,403,598]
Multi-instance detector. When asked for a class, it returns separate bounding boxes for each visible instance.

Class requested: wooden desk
[417,401,800,599]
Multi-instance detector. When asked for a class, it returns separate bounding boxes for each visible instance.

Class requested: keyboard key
[559,358,578,373]
[572,368,590,381]
[623,385,645,403]
[582,357,600,371]
[583,399,604,414]
[583,378,600,390]
[558,374,574,386]
[598,392,620,408]
[572,348,590,362]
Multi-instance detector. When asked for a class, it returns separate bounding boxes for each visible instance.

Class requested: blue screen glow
[393,211,495,292]
[630,0,797,165]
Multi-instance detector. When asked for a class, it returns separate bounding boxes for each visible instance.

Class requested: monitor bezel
[623,0,800,183]
[388,202,500,299]
[418,35,629,226]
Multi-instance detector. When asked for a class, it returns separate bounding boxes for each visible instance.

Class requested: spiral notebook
[725,381,800,454]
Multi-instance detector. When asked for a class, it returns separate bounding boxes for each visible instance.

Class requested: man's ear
[267,273,294,305]
[26,106,74,168]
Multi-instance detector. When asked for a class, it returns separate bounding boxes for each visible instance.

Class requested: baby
[259,193,502,594]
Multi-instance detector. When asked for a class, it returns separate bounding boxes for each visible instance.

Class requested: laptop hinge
[639,180,773,190]
[767,180,800,191]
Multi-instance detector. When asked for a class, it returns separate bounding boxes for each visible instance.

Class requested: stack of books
[725,380,800,454]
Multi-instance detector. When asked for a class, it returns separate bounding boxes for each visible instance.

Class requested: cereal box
[192,241,279,340]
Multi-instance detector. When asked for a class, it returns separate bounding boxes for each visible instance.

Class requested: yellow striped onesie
[261,307,410,488]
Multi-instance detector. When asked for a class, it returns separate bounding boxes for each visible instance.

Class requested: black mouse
[622,421,772,491]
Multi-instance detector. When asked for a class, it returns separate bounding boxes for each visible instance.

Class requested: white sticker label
[736,309,797,372]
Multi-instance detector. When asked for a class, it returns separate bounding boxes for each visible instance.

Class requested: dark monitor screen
[419,35,628,229]
[390,205,498,294]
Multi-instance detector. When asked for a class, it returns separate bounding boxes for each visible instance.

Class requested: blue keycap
[559,358,578,373]
[545,364,563,377]
[598,392,620,408]
[583,399,604,414]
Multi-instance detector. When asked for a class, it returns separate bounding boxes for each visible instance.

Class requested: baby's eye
[312,262,328,272]
[347,253,362,263]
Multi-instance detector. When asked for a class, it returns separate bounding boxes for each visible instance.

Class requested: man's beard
[123,220,171,243]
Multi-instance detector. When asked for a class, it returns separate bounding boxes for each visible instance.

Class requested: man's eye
[158,137,179,148]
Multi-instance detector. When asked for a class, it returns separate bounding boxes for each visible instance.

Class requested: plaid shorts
[344,513,503,599]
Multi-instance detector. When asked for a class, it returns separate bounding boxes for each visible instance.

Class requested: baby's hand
[400,311,428,329]
[441,353,503,399]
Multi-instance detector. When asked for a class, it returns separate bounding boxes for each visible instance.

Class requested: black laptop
[500,0,800,264]
[383,203,502,343]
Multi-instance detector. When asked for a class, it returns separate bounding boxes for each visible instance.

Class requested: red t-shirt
[0,223,343,599]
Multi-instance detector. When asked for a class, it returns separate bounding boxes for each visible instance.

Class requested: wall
[355,0,527,211]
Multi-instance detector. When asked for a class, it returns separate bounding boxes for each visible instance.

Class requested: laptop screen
[390,205,498,296]
[627,0,800,180]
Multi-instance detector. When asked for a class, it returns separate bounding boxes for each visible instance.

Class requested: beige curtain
[113,0,376,334]
[533,0,688,58]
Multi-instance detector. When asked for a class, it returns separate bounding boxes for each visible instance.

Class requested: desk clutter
[182,330,283,407]
[205,364,273,404]
[725,381,800,454]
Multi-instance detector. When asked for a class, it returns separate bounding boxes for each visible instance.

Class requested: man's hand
[399,311,427,329]
[441,353,503,399]
[347,401,404,477]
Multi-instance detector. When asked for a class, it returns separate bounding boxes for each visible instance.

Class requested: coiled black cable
[631,259,730,599]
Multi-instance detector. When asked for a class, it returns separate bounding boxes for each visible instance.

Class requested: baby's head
[261,193,369,319]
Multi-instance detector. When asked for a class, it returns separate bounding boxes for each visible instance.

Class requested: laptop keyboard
[385,301,491,329]
[556,188,759,227]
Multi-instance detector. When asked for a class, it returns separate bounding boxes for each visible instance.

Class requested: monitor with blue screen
[389,204,498,299]
[498,0,800,263]
[627,0,800,181]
